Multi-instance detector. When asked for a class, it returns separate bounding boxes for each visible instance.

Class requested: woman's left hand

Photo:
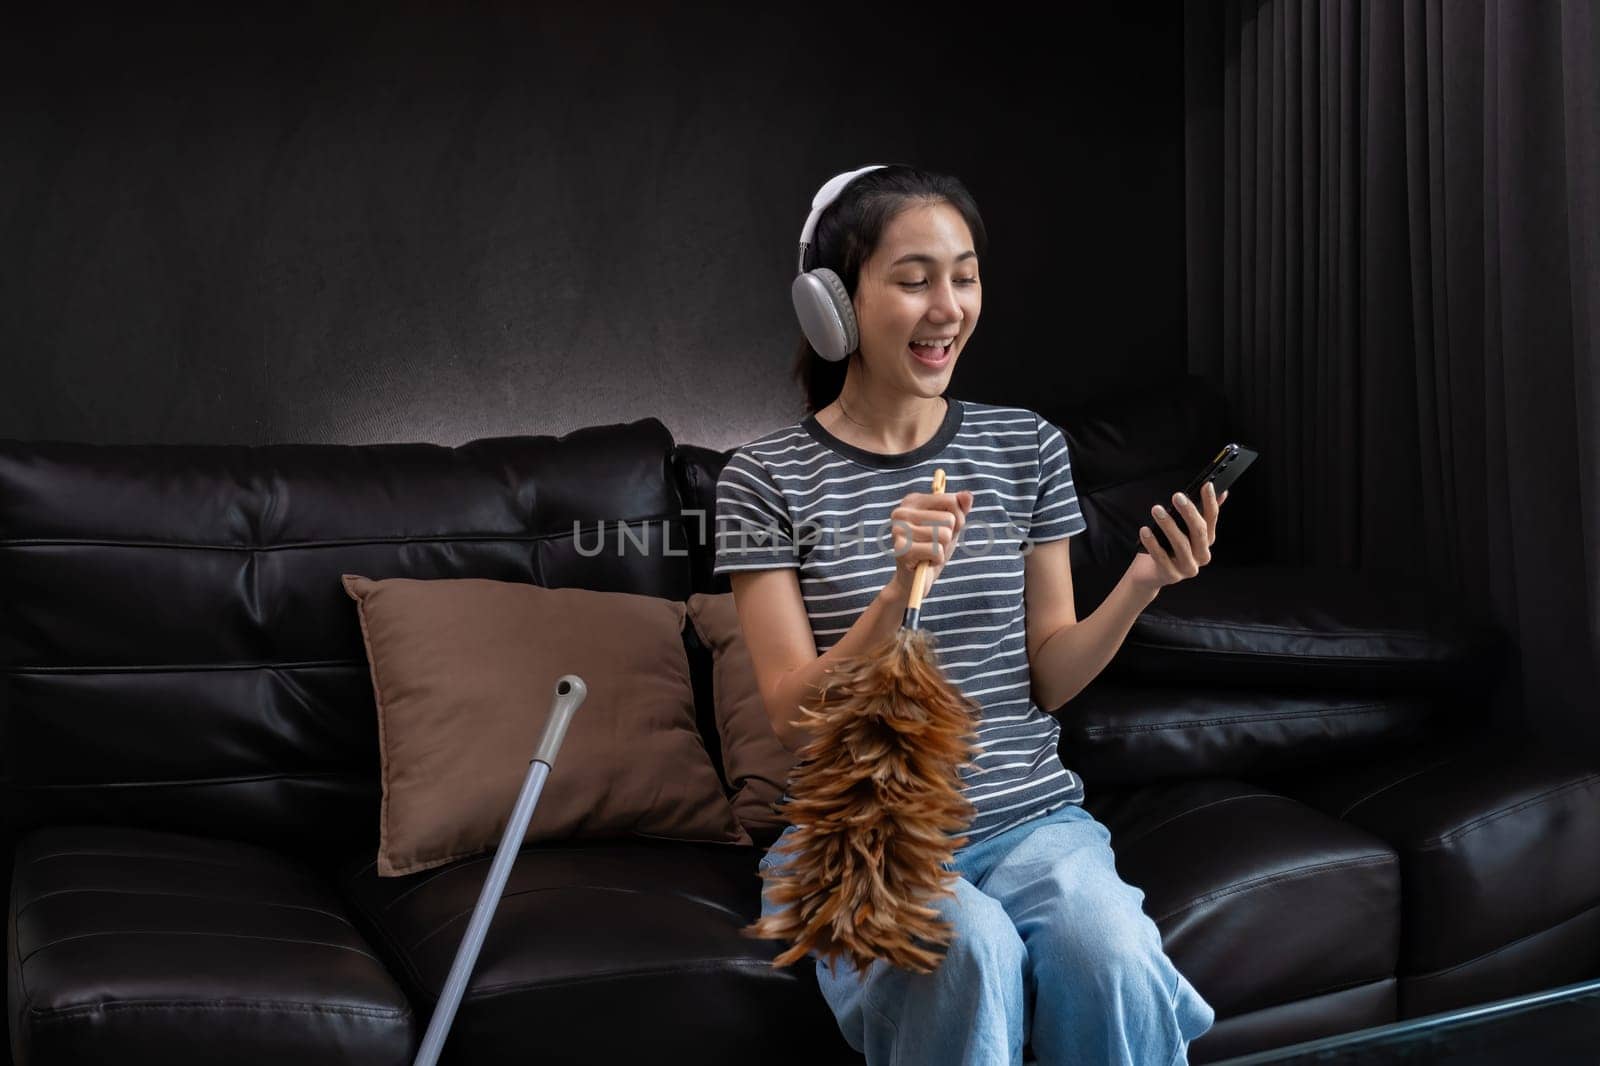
[1128,481,1229,595]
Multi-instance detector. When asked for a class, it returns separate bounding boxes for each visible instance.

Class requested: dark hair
[790,165,988,415]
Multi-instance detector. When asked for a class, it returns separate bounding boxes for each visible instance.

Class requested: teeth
[911,338,953,348]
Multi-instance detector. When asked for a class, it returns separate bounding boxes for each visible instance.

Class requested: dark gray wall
[0,3,1184,452]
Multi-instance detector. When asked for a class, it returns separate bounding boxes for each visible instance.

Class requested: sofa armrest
[1051,562,1505,788]
[1069,562,1507,698]
[1250,730,1600,1017]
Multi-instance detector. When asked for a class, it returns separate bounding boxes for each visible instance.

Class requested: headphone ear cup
[791,267,859,363]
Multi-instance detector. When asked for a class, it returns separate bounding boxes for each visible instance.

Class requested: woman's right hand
[887,489,975,600]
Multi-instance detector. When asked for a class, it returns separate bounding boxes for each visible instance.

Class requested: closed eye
[901,278,979,289]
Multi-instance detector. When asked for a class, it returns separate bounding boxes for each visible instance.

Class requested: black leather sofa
[4,375,1598,1065]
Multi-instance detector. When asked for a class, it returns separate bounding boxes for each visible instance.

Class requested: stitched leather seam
[382,860,482,912]
[1328,757,1588,824]
[20,929,384,967]
[1135,617,1438,642]
[377,839,682,913]
[29,999,410,1024]
[408,885,749,954]
[15,771,355,790]
[9,661,365,674]
[0,513,687,553]
[343,892,429,1001]
[1285,974,1384,1006]
[1121,646,1433,667]
[1414,774,1600,849]
[1152,855,1394,924]
[14,887,356,929]
[465,956,777,1001]
[1082,703,1390,737]
[1294,974,1394,1003]
[1334,756,1460,818]
[1110,793,1300,846]
[1246,973,1394,1014]
[27,850,320,886]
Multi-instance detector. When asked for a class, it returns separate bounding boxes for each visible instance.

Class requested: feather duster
[741,468,984,976]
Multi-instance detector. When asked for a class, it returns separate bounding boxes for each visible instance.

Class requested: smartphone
[1135,443,1259,556]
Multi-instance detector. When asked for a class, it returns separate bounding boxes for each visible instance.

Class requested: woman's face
[852,200,981,399]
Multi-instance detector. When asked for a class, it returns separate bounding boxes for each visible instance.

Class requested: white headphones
[792,164,897,362]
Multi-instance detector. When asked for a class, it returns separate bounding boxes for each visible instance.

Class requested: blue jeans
[757,802,1216,1066]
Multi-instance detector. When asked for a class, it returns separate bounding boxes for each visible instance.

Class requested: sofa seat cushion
[337,837,852,1066]
[8,824,414,1065]
[1068,563,1505,697]
[1250,728,1600,1009]
[1085,779,1401,1019]
[1059,680,1436,787]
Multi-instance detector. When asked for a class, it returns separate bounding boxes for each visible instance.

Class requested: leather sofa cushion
[1085,778,1400,1018]
[1059,681,1436,787]
[1251,729,1600,976]
[685,592,797,845]
[342,574,749,876]
[1069,563,1507,697]
[336,838,856,1066]
[8,824,414,1064]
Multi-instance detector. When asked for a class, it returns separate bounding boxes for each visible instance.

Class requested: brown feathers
[740,625,984,976]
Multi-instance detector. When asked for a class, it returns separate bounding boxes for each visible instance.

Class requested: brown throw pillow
[344,575,750,877]
[686,591,801,841]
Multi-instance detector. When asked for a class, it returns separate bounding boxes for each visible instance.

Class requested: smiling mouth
[908,339,955,367]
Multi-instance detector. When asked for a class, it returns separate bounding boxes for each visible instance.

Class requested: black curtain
[1185,0,1600,751]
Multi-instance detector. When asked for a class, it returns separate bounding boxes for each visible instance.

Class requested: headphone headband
[796,164,893,273]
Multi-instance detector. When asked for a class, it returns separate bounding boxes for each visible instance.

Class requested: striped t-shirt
[711,396,1090,849]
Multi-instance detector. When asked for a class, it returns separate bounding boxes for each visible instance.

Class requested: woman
[711,165,1224,1066]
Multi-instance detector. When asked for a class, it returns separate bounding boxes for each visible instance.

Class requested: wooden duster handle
[902,468,946,628]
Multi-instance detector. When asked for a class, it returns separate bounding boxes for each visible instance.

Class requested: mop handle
[902,468,946,629]
[412,674,589,1066]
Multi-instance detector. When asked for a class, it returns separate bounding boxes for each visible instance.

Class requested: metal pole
[412,674,588,1066]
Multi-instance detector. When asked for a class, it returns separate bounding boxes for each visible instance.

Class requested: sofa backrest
[0,377,1264,862]
[0,418,704,860]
